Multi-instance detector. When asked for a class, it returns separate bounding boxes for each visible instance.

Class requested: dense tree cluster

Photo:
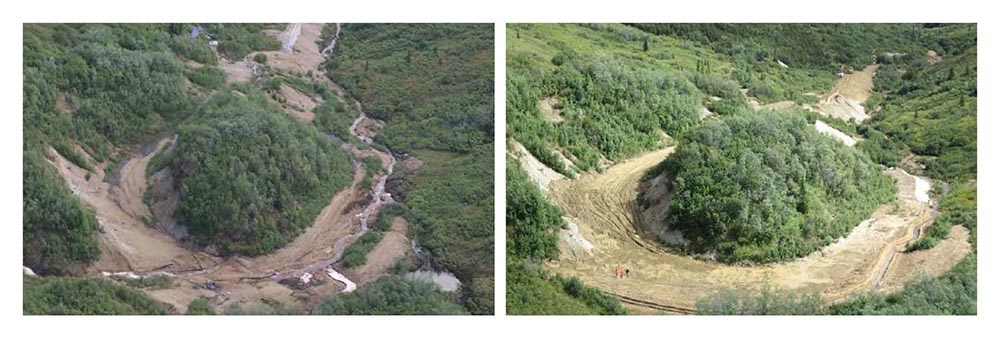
[506,157,561,260]
[169,34,217,65]
[313,96,353,141]
[402,149,495,314]
[22,149,100,275]
[201,23,282,61]
[632,24,926,71]
[24,277,165,315]
[185,297,216,315]
[325,24,494,153]
[185,66,225,90]
[314,276,466,315]
[158,93,352,256]
[660,111,895,263]
[24,24,197,162]
[509,49,702,173]
[507,262,627,315]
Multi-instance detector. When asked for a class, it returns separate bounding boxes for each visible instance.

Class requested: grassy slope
[508,23,976,314]
[24,276,166,315]
[507,24,732,173]
[324,24,495,314]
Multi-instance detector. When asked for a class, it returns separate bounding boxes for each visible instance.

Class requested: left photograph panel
[23,23,495,315]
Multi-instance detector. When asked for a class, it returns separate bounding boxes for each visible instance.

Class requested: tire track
[538,146,938,313]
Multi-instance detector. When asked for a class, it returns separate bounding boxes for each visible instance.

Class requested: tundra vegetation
[24,23,494,315]
[507,23,975,314]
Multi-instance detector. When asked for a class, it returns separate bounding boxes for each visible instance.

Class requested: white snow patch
[326,267,357,292]
[814,120,857,146]
[898,169,931,203]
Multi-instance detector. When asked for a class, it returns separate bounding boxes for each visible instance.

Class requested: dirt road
[537,146,966,313]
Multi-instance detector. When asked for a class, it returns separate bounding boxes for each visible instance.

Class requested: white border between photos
[2,1,996,345]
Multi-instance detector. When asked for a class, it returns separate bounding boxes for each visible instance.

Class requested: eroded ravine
[49,23,403,312]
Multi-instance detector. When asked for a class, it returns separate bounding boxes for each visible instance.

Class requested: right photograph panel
[506,23,977,315]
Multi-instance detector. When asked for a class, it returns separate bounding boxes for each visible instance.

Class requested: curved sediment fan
[659,110,895,263]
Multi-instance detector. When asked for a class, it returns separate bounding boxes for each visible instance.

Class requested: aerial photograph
[506,23,976,315]
[23,23,494,315]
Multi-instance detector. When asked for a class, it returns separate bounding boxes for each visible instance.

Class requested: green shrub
[313,97,353,140]
[24,276,165,315]
[114,274,173,289]
[697,285,825,315]
[865,26,976,182]
[662,110,895,263]
[320,24,498,314]
[906,237,940,252]
[170,35,218,65]
[314,276,465,315]
[185,297,216,315]
[224,301,301,315]
[507,261,625,315]
[52,140,93,172]
[185,66,225,89]
[23,148,100,275]
[342,232,383,268]
[205,23,281,60]
[506,158,561,260]
[168,93,352,256]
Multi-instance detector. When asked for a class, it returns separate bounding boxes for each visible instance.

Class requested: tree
[658,111,894,263]
[314,276,466,315]
[164,93,352,256]
[24,277,165,315]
